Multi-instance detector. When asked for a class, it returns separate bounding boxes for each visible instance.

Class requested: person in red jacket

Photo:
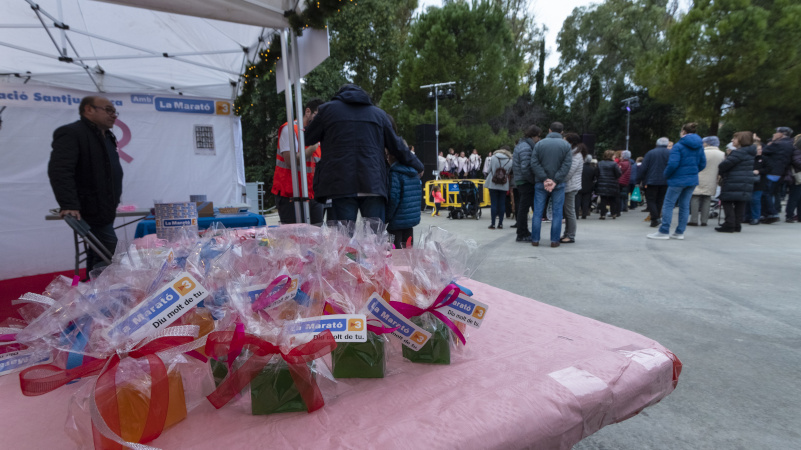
[615,150,632,214]
[272,98,324,224]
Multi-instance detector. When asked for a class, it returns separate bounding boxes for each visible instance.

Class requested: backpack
[491,159,510,184]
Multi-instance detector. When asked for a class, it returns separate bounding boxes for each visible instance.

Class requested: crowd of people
[477,122,801,245]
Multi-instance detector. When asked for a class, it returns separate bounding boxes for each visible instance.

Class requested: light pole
[621,96,639,151]
[420,81,456,157]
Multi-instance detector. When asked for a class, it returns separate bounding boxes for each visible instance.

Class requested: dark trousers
[619,185,629,212]
[86,221,117,272]
[645,185,668,220]
[723,201,745,228]
[576,192,593,218]
[330,196,386,224]
[390,228,413,249]
[598,196,620,217]
[515,183,535,237]
[786,184,801,220]
[276,195,324,225]
[489,188,506,226]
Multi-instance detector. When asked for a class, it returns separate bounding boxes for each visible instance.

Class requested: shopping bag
[630,186,642,202]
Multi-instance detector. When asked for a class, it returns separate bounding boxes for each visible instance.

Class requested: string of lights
[234,0,357,116]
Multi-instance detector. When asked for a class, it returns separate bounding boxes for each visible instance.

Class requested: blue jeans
[489,189,506,226]
[659,186,695,235]
[531,182,565,243]
[762,179,780,217]
[330,196,386,224]
[86,221,117,271]
[746,190,762,222]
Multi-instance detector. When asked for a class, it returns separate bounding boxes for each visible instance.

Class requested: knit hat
[776,127,793,136]
[702,136,720,147]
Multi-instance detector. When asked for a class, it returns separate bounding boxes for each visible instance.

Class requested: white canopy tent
[0,0,319,279]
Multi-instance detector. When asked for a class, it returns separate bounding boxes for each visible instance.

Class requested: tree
[327,0,418,105]
[380,1,524,152]
[639,0,801,135]
[555,0,675,98]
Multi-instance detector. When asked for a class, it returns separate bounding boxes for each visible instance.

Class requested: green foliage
[555,0,674,98]
[381,1,524,153]
[639,0,801,135]
[327,0,418,105]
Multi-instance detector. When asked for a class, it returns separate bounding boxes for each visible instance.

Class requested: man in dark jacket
[48,96,123,271]
[636,137,671,227]
[760,126,794,223]
[512,125,541,241]
[305,84,422,224]
[528,122,572,247]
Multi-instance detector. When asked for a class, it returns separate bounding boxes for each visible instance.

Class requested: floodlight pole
[621,96,638,151]
[420,81,456,156]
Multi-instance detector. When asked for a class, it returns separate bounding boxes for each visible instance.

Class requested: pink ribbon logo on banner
[114,119,133,163]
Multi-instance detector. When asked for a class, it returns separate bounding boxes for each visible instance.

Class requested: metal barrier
[424,179,490,208]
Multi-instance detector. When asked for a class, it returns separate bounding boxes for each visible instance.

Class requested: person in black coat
[48,96,123,271]
[576,155,597,219]
[305,84,423,224]
[760,127,794,222]
[595,150,622,219]
[717,131,757,232]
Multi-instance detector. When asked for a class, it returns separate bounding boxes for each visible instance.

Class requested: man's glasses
[91,105,119,116]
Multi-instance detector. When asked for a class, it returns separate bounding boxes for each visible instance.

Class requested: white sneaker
[670,233,684,240]
[647,232,670,240]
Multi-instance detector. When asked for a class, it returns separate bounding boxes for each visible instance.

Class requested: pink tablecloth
[0,280,681,449]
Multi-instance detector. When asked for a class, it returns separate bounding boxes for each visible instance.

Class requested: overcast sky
[415,0,599,74]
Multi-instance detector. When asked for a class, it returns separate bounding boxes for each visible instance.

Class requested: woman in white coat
[688,136,725,226]
[561,133,587,243]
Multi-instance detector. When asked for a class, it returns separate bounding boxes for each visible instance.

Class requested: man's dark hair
[79,96,100,117]
[682,122,697,134]
[499,145,511,151]
[549,122,564,133]
[305,98,324,114]
[524,124,541,138]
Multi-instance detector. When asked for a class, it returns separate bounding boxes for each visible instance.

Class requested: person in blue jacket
[648,122,707,240]
[385,150,422,248]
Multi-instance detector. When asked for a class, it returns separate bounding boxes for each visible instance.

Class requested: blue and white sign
[155,97,214,114]
[104,272,208,343]
[366,294,431,351]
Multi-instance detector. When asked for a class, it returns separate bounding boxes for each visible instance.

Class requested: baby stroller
[448,180,482,220]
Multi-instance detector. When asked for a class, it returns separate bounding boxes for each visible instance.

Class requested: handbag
[630,186,642,202]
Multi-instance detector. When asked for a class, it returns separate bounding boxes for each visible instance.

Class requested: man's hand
[544,178,556,192]
[59,209,81,220]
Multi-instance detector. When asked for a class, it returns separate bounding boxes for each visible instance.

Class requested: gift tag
[435,293,488,329]
[366,294,432,351]
[104,272,208,343]
[0,349,53,376]
[286,314,367,343]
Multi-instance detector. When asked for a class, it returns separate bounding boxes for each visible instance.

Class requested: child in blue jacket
[386,150,423,248]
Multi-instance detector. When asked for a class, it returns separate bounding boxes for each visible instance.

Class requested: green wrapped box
[209,358,312,415]
[331,331,385,378]
[402,313,451,364]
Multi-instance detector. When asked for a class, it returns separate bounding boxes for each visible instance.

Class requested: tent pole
[279,29,302,224]
[291,30,311,224]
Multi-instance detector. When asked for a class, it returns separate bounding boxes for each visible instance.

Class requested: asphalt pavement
[419,204,801,450]
[264,203,800,449]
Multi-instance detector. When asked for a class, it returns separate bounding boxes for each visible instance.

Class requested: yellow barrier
[424,179,490,208]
